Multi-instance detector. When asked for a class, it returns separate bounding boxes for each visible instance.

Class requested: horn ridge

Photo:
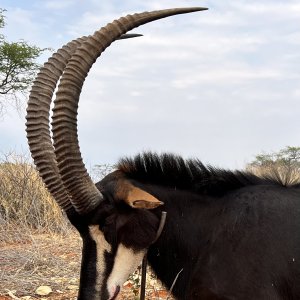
[26,38,89,212]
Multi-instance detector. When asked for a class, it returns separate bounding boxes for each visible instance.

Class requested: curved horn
[26,37,87,212]
[52,7,208,214]
[26,34,141,212]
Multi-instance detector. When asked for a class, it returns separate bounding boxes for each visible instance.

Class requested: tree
[247,146,300,184]
[0,9,5,31]
[0,8,47,116]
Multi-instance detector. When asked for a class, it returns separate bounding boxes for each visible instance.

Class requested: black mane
[117,152,288,196]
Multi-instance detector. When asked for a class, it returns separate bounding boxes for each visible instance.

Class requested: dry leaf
[35,286,52,296]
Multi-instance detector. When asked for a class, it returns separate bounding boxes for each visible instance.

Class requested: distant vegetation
[246,146,300,185]
[0,152,69,244]
[0,8,47,116]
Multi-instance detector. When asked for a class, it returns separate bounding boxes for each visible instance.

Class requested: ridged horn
[26,34,141,212]
[52,7,208,215]
[26,37,87,212]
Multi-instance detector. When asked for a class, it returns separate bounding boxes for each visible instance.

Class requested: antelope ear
[116,179,163,209]
[126,186,164,209]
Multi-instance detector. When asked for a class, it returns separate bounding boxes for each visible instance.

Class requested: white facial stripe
[89,225,112,292]
[107,244,146,298]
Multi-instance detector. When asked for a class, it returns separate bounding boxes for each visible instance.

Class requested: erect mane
[117,152,286,196]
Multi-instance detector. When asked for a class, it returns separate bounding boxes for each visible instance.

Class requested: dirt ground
[0,231,172,300]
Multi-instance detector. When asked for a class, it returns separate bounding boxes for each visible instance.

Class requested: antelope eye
[100,217,117,245]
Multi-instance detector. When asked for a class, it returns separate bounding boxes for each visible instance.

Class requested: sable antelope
[26,7,300,300]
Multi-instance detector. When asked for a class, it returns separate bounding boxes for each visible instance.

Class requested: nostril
[109,285,120,300]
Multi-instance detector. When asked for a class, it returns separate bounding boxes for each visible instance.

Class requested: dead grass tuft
[0,151,71,245]
[246,163,300,186]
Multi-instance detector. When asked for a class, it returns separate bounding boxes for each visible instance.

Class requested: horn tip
[188,7,209,12]
[118,33,144,40]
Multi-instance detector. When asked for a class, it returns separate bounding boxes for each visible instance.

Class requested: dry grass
[0,151,71,245]
[0,152,81,298]
[246,163,300,186]
[0,232,81,299]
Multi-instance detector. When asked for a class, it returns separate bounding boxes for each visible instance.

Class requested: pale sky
[0,0,300,171]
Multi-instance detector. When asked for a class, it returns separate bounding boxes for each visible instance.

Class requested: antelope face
[70,171,162,300]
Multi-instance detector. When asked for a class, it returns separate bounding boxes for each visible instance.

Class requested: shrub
[0,151,70,241]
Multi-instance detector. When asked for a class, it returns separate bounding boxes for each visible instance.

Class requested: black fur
[73,152,300,299]
[115,152,300,299]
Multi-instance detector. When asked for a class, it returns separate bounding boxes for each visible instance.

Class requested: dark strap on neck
[140,211,167,300]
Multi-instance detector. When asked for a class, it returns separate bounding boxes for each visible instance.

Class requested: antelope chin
[108,285,120,300]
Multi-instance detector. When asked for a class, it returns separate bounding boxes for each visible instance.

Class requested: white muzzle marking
[107,244,145,298]
[89,226,145,299]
